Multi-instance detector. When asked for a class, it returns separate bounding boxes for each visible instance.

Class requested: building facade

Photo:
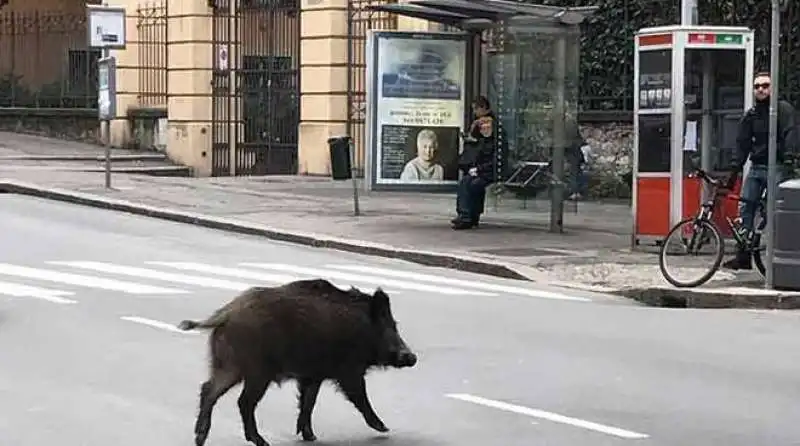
[101,0,436,177]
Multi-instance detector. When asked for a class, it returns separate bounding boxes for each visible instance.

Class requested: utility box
[328,135,353,180]
[772,179,800,290]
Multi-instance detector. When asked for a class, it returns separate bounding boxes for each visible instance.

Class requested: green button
[716,34,743,44]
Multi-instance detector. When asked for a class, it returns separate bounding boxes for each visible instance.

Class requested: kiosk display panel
[638,49,672,111]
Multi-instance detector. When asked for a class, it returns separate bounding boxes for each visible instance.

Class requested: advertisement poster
[366,31,468,191]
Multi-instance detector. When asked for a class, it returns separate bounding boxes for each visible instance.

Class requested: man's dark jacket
[732,98,798,172]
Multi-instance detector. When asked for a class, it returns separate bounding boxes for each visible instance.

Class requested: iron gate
[210,0,300,176]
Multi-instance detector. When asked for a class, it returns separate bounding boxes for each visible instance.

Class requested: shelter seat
[502,160,552,197]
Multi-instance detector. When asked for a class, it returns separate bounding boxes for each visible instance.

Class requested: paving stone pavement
[0,135,769,295]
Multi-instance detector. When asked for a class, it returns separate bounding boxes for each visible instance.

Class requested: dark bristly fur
[177,278,418,446]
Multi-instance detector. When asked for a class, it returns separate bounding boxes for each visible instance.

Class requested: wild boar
[177,278,418,446]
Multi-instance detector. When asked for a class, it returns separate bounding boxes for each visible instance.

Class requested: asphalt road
[1,193,800,446]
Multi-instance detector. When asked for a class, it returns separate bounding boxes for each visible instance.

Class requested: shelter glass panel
[486,25,580,176]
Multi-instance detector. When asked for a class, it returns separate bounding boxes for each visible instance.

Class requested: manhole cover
[476,247,575,257]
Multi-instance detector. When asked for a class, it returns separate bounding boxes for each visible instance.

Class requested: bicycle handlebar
[692,168,722,187]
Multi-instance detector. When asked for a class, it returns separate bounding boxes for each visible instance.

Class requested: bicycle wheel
[658,217,725,288]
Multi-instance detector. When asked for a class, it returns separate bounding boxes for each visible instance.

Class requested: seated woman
[451,96,502,230]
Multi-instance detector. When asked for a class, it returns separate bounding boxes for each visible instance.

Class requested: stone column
[297,0,349,175]
[165,0,214,176]
[108,0,143,148]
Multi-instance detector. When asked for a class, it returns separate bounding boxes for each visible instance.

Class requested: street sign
[87,5,126,190]
[218,47,229,70]
[98,56,117,121]
[87,5,127,50]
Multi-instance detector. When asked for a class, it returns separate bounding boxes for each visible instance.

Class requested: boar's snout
[380,331,418,368]
[395,350,417,368]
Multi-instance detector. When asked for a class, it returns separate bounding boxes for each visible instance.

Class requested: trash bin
[772,178,800,290]
[328,135,352,181]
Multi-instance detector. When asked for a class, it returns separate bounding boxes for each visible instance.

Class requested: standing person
[723,71,798,270]
[569,134,592,201]
[451,96,504,230]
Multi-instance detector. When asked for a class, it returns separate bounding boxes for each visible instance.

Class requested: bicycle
[658,168,767,288]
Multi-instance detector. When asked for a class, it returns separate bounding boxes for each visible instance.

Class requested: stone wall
[0,108,100,144]
[579,119,633,200]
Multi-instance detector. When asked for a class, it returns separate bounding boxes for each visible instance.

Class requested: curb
[0,154,167,162]
[499,263,800,309]
[613,286,800,309]
[0,179,532,282]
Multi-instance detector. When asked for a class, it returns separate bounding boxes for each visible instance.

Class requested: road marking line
[0,281,78,304]
[145,262,404,295]
[146,261,301,283]
[326,264,591,302]
[49,261,254,291]
[0,263,188,295]
[240,263,497,296]
[445,393,649,440]
[120,316,197,334]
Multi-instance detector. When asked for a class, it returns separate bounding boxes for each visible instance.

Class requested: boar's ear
[370,288,392,320]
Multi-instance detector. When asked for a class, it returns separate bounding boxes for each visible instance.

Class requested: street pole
[765,0,781,289]
[549,35,566,233]
[103,46,112,189]
[349,138,360,216]
[680,0,697,25]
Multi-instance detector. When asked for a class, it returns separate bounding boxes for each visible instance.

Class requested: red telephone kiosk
[631,25,756,247]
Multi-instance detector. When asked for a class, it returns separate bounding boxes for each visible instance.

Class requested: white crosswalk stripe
[49,261,254,291]
[146,261,307,283]
[146,262,406,294]
[0,281,77,304]
[240,263,497,297]
[0,260,588,304]
[120,316,199,334]
[145,261,406,295]
[0,263,187,295]
[324,264,591,302]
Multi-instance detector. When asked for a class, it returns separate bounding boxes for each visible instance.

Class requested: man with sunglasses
[723,71,799,270]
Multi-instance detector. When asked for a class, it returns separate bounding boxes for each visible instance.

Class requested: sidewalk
[0,133,794,308]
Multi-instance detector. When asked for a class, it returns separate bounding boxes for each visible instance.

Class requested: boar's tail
[177,319,204,330]
[177,308,230,331]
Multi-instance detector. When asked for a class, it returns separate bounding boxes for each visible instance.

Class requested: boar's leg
[336,374,389,433]
[237,377,271,446]
[194,369,241,446]
[296,377,323,441]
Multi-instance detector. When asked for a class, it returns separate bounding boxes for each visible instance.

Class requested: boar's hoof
[245,432,270,446]
[298,425,317,442]
[367,418,389,433]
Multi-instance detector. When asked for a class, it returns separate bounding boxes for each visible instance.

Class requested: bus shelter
[363,0,597,232]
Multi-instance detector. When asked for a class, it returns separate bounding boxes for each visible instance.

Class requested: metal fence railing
[136,2,168,108]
